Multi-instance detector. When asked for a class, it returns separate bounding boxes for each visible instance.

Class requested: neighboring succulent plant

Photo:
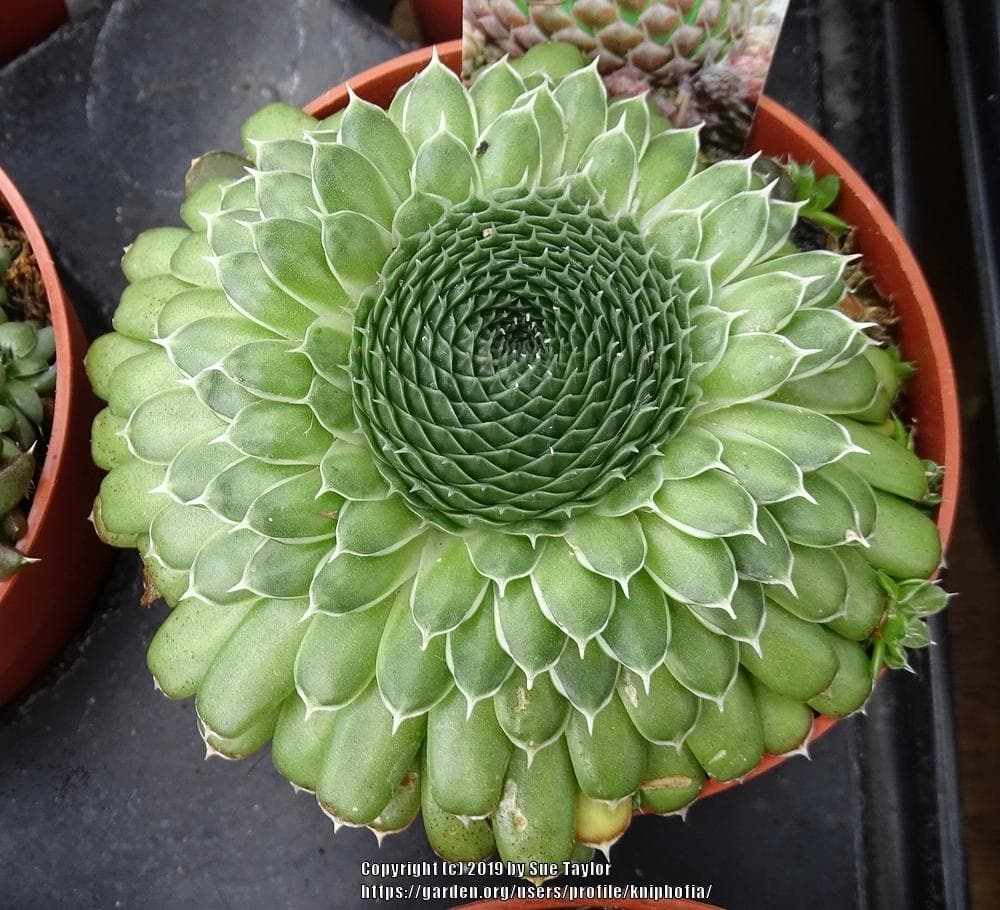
[465,0,751,83]
[465,1,775,157]
[0,237,56,578]
[86,53,948,865]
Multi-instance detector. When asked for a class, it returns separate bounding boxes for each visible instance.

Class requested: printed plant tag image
[463,0,791,157]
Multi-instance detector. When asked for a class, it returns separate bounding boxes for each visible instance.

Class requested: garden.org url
[360,883,714,902]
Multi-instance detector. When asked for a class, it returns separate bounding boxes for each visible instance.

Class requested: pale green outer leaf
[530,539,615,650]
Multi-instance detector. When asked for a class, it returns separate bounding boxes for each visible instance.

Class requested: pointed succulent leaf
[522,85,566,183]
[319,210,394,299]
[714,270,808,334]
[550,639,620,721]
[334,496,424,556]
[294,594,392,710]
[427,688,512,816]
[565,512,645,591]
[446,601,514,705]
[769,542,849,622]
[309,541,419,615]
[466,531,540,593]
[476,104,542,192]
[375,586,454,724]
[740,600,839,701]
[565,694,645,800]
[495,578,566,681]
[711,425,810,504]
[552,63,607,171]
[249,218,351,313]
[696,332,808,408]
[698,189,771,283]
[227,400,332,464]
[122,227,188,281]
[598,571,670,679]
[607,95,650,158]
[410,532,490,640]
[531,539,615,649]
[782,307,874,379]
[252,170,316,223]
[413,126,478,204]
[742,251,846,307]
[579,123,636,214]
[685,671,764,781]
[639,742,705,814]
[700,401,860,469]
[645,207,703,261]
[254,137,312,175]
[315,681,425,825]
[770,471,864,547]
[311,142,399,225]
[213,252,316,338]
[470,58,527,131]
[653,468,759,540]
[635,126,700,215]
[641,512,739,611]
[664,600,740,703]
[687,581,766,649]
[492,739,576,865]
[337,93,414,200]
[493,669,570,758]
[401,54,477,149]
[618,664,699,746]
[319,440,390,500]
[659,425,726,480]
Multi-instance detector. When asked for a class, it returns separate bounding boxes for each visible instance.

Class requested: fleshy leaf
[411,532,490,641]
[640,513,739,611]
[530,540,615,650]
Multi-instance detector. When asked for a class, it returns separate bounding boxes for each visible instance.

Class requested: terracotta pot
[0,0,68,67]
[0,165,113,705]
[305,38,961,802]
[409,0,462,44]
[456,901,722,910]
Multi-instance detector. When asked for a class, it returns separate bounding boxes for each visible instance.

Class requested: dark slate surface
[0,1,967,908]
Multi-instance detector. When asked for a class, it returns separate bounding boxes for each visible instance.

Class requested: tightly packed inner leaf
[86,51,948,866]
[354,184,692,530]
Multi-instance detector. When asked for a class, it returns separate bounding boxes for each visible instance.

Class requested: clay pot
[305,38,961,801]
[0,165,112,705]
[409,0,462,44]
[0,0,67,67]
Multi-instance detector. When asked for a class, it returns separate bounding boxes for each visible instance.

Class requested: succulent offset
[86,53,949,864]
[0,238,56,578]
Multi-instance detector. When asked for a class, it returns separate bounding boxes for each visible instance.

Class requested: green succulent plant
[86,52,948,864]
[0,239,56,578]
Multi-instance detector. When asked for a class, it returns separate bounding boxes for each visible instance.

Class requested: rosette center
[351,184,693,531]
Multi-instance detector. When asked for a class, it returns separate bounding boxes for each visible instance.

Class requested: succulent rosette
[86,52,948,864]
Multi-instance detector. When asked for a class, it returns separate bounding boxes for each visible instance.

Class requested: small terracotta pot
[0,0,68,67]
[409,0,462,44]
[305,38,961,802]
[456,901,722,910]
[0,165,113,705]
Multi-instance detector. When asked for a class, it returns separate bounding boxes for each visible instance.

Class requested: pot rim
[304,39,962,804]
[0,164,78,603]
